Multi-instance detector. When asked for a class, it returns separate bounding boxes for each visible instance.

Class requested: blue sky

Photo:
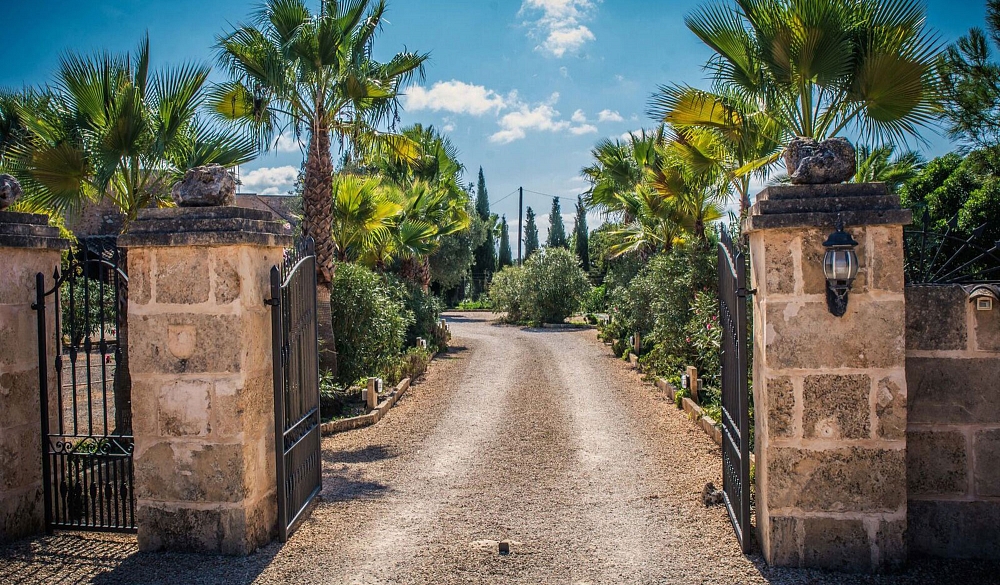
[0,0,988,240]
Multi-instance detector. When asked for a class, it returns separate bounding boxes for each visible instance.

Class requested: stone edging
[320,377,412,435]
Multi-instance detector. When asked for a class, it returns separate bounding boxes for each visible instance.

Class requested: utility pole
[517,187,523,265]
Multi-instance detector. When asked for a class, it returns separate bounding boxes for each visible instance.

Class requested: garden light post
[822,221,860,317]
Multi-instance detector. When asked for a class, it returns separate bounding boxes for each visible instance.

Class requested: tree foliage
[498,214,513,268]
[546,197,567,248]
[573,195,589,272]
[938,0,1000,148]
[489,247,591,324]
[524,206,539,259]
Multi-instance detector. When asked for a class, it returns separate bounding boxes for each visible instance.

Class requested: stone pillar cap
[0,211,70,250]
[743,183,912,233]
[119,206,293,248]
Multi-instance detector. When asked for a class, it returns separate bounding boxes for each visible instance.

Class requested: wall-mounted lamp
[822,221,860,317]
[968,285,999,311]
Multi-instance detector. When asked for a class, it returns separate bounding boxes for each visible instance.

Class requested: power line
[489,188,519,207]
[522,189,584,203]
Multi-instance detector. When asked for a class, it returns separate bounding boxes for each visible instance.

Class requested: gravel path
[2,311,998,584]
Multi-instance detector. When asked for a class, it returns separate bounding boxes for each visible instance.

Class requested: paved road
[2,312,997,584]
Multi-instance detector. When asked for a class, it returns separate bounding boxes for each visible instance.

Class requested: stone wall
[125,237,284,554]
[905,285,1000,559]
[0,212,67,543]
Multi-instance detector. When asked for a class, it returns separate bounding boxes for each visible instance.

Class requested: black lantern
[822,221,859,317]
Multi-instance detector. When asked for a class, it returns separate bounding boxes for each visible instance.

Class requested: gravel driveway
[2,311,997,584]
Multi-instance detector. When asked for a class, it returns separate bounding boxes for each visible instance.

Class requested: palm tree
[649,84,781,213]
[329,173,401,264]
[853,145,924,192]
[4,36,256,433]
[212,0,427,289]
[684,0,943,151]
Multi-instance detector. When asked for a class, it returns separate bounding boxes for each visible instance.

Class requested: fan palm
[213,0,428,288]
[685,0,943,148]
[4,37,256,435]
[7,37,255,224]
[853,145,924,192]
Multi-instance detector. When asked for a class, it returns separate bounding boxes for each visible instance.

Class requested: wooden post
[366,377,379,411]
[633,332,641,355]
[686,365,700,404]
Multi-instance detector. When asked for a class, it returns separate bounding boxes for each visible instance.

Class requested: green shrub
[487,265,527,323]
[456,298,491,310]
[319,370,361,420]
[388,277,443,349]
[521,248,591,324]
[582,284,607,313]
[382,347,433,387]
[330,263,409,386]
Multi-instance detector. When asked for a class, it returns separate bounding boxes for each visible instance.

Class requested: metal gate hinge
[264,298,280,307]
[736,288,756,298]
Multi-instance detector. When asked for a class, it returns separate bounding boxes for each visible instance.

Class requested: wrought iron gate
[269,238,323,542]
[718,228,751,552]
[33,237,136,533]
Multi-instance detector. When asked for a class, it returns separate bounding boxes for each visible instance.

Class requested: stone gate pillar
[119,207,291,555]
[745,184,911,572]
[0,211,68,542]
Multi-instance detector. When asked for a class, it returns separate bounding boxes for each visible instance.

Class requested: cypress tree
[498,215,513,267]
[546,197,567,248]
[524,207,540,259]
[471,167,496,293]
[574,195,590,271]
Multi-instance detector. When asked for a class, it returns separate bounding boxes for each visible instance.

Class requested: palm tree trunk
[301,114,338,374]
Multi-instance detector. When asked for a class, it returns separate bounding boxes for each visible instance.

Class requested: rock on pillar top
[119,206,292,555]
[744,183,911,573]
[0,209,69,543]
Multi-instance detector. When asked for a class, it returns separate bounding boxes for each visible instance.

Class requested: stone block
[974,429,1000,497]
[0,485,42,543]
[0,305,40,371]
[875,519,907,572]
[907,358,1000,424]
[763,231,796,295]
[0,368,39,430]
[766,376,795,438]
[212,249,242,305]
[764,300,904,370]
[129,379,159,438]
[137,503,264,555]
[127,248,152,305]
[157,379,212,437]
[765,516,801,566]
[211,374,274,440]
[975,303,1000,352]
[875,375,906,440]
[0,424,42,491]
[134,441,249,503]
[801,517,871,572]
[768,447,905,512]
[906,430,967,496]
[801,226,867,295]
[908,500,1000,559]
[153,248,210,304]
[803,374,870,439]
[129,313,242,375]
[868,226,905,293]
[0,248,57,305]
[904,286,967,351]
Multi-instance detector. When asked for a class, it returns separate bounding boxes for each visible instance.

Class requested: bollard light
[822,221,860,317]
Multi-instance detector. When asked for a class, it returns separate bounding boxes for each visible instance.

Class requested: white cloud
[490,96,571,144]
[240,165,298,196]
[442,123,456,133]
[520,0,599,58]
[559,66,569,78]
[597,109,624,123]
[571,109,587,123]
[569,124,597,135]
[274,131,302,153]
[403,80,508,116]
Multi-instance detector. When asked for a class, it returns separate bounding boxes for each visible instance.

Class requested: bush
[330,263,409,386]
[582,284,607,314]
[388,277,443,349]
[489,248,592,325]
[319,370,361,420]
[382,347,433,387]
[487,265,527,322]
